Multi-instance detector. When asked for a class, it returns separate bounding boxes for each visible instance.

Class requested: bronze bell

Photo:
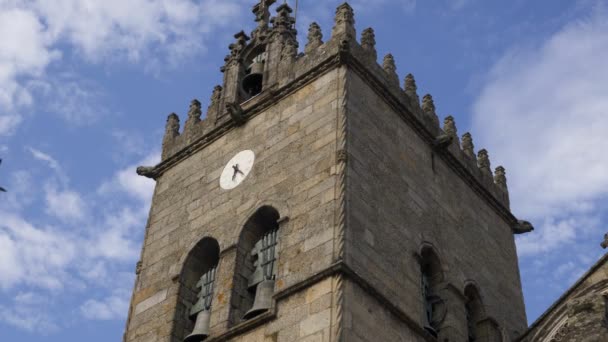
[243,279,275,320]
[184,310,211,342]
[242,61,264,97]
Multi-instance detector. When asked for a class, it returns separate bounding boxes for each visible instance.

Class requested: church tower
[124,2,531,341]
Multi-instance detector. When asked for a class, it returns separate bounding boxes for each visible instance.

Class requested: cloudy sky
[1,0,607,340]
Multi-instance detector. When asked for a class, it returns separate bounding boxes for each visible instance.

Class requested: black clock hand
[232,164,244,181]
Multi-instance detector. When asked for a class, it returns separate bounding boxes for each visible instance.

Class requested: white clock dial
[220,150,255,190]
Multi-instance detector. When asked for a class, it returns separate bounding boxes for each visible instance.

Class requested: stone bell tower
[124,2,532,342]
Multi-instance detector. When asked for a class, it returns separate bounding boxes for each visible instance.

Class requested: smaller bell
[243,279,275,320]
[184,310,211,342]
[242,61,264,97]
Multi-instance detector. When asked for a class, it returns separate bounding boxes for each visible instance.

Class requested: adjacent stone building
[124,2,534,341]
[518,253,608,342]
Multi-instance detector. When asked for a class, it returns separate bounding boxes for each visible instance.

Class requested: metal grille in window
[190,267,216,315]
[422,273,433,327]
[466,301,476,342]
[260,229,278,280]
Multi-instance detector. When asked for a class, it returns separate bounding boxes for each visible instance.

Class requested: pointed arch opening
[420,246,446,337]
[230,206,280,325]
[173,237,220,342]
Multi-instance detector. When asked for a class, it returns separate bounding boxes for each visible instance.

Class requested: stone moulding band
[145,46,518,231]
[203,261,436,342]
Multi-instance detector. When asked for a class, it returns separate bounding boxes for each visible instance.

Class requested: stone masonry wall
[343,69,528,341]
[125,67,346,342]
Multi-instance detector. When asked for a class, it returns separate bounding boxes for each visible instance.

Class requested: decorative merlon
[332,3,355,40]
[461,132,476,160]
[421,94,440,128]
[361,28,377,61]
[477,149,492,175]
[494,166,508,191]
[184,99,202,134]
[305,22,323,53]
[443,116,460,148]
[404,73,420,105]
[382,54,399,86]
[164,113,180,141]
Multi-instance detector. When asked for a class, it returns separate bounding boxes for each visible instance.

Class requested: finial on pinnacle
[332,3,355,40]
[361,28,377,61]
[305,22,323,53]
[601,234,608,249]
[252,0,277,34]
[477,149,492,175]
[494,166,508,191]
[272,3,296,33]
[383,54,399,86]
[461,132,476,159]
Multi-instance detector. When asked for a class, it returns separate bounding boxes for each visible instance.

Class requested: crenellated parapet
[150,0,514,218]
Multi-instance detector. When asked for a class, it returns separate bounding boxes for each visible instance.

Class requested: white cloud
[0,213,77,290]
[27,147,61,174]
[0,0,249,134]
[0,114,21,136]
[80,290,131,321]
[98,152,159,202]
[0,149,159,331]
[44,185,87,222]
[471,5,608,255]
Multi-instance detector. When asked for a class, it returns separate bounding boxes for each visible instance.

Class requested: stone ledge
[202,261,437,342]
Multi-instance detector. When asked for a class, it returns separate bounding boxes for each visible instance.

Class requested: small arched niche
[230,206,280,324]
[420,246,446,337]
[174,237,220,341]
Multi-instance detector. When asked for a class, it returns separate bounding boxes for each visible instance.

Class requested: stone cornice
[204,261,437,342]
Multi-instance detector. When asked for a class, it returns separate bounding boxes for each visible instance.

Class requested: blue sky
[1,0,607,340]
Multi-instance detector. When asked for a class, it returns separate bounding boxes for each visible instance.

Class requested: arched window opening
[241,46,267,101]
[231,206,280,324]
[176,237,220,342]
[465,285,484,342]
[420,247,446,337]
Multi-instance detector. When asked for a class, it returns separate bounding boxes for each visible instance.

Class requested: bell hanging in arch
[242,57,265,97]
[243,279,275,320]
[184,310,211,342]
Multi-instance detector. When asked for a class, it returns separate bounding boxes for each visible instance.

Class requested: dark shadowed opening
[172,237,220,341]
[420,247,445,336]
[230,206,280,325]
[465,284,485,342]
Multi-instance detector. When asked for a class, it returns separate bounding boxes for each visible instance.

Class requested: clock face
[220,150,255,190]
